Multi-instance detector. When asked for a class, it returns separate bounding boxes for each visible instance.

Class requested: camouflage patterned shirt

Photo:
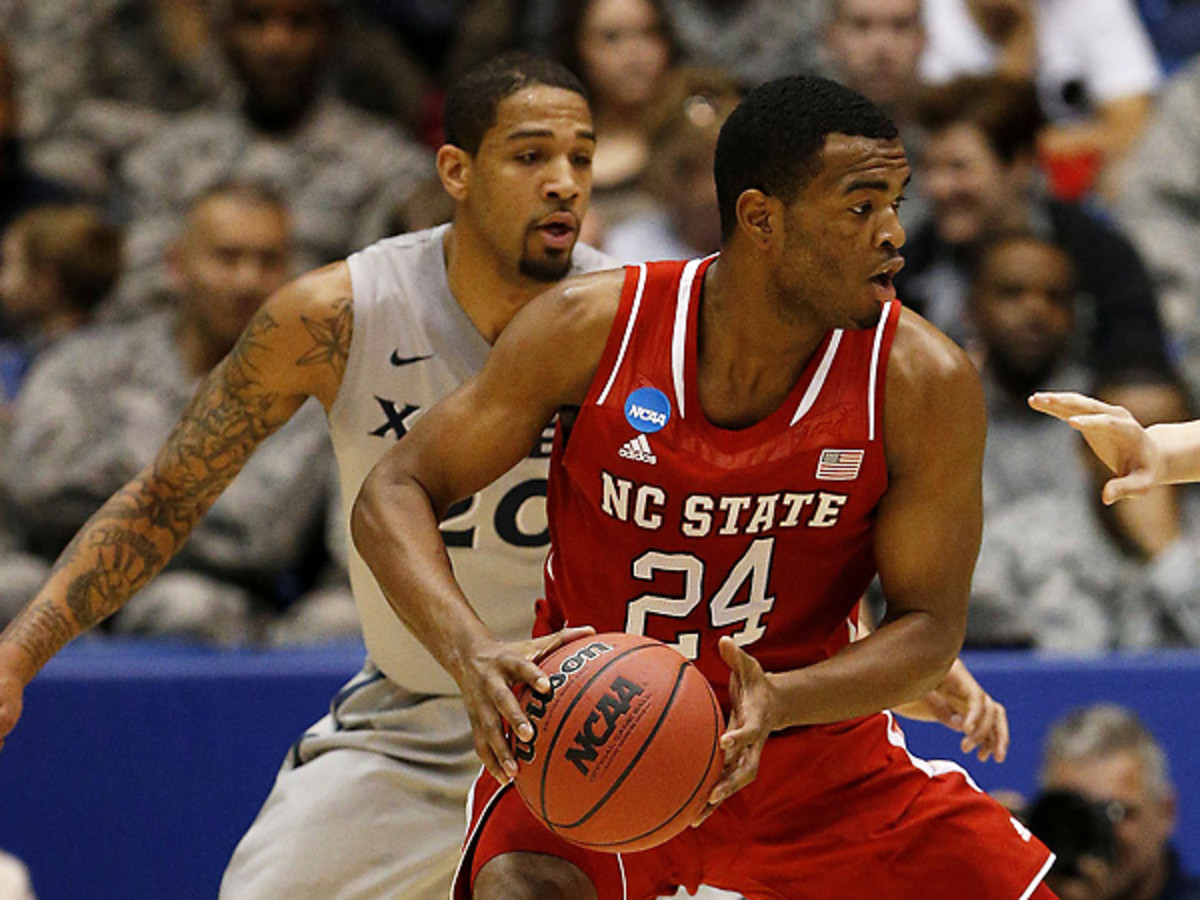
[112,94,434,317]
[1,312,334,594]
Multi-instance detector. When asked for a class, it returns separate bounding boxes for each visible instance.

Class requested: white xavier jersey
[332,224,613,694]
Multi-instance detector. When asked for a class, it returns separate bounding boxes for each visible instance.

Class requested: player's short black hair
[714,75,899,240]
[443,51,589,156]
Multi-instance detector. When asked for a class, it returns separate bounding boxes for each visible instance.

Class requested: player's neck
[443,224,548,345]
[702,254,828,359]
[697,258,827,429]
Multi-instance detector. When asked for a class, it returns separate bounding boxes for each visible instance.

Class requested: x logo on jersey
[370,398,421,439]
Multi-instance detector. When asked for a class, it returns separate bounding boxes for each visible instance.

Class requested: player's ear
[437,145,472,202]
[735,189,781,249]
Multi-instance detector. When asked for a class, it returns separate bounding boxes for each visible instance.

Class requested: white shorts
[219,660,477,900]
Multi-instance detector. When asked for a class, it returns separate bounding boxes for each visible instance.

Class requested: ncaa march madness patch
[624,387,671,434]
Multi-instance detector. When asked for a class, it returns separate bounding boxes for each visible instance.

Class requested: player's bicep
[875,321,986,632]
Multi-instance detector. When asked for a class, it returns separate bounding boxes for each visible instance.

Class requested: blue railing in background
[1,641,1197,900]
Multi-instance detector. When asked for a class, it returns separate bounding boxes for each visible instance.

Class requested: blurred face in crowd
[923,122,1026,245]
[447,85,594,284]
[171,193,292,359]
[972,237,1075,388]
[577,0,672,110]
[653,97,731,255]
[0,226,49,330]
[223,0,334,128]
[1044,751,1176,899]
[826,0,925,114]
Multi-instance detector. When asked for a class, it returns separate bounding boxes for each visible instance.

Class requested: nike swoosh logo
[390,350,434,367]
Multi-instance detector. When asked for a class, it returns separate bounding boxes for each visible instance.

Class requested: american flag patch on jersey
[816,448,864,481]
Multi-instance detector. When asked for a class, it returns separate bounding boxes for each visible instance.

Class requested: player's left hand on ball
[694,636,777,825]
[923,659,1009,763]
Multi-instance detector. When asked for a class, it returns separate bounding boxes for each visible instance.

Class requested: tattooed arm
[0,262,355,748]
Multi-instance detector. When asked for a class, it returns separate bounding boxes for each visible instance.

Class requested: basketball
[509,631,724,853]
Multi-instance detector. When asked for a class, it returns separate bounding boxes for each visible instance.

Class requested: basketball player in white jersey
[0,52,609,899]
[0,51,1008,900]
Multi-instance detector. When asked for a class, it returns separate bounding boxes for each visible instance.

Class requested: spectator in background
[554,0,679,244]
[0,204,121,436]
[602,65,740,262]
[337,0,518,148]
[973,366,1200,650]
[28,0,229,198]
[967,232,1089,513]
[825,0,926,132]
[659,0,825,87]
[0,39,75,265]
[918,0,1161,202]
[113,0,432,319]
[897,75,1170,376]
[1116,57,1200,405]
[0,0,117,181]
[1042,705,1200,900]
[0,184,349,644]
[1025,789,1118,900]
[965,234,1200,650]
[823,0,931,229]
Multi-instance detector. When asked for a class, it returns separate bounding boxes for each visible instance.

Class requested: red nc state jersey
[544,257,901,708]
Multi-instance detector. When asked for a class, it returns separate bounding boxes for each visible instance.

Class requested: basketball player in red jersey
[353,76,1058,899]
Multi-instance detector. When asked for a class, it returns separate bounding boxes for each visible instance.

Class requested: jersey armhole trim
[670,257,707,419]
[868,300,898,442]
[595,264,647,407]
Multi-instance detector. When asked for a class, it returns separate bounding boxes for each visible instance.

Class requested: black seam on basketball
[566,663,723,849]
[537,643,657,826]
[549,655,691,830]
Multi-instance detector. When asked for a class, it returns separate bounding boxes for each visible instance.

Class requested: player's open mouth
[540,218,576,247]
[869,272,896,302]
[869,258,903,301]
[536,214,577,249]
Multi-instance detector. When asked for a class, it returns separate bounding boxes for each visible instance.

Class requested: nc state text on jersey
[600,471,849,536]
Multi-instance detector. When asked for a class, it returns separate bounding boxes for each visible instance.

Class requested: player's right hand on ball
[695,636,778,825]
[455,625,595,784]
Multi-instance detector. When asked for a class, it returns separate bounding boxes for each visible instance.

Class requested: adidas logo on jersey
[619,434,657,465]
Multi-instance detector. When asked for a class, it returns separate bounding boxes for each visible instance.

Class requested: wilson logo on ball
[512,640,614,764]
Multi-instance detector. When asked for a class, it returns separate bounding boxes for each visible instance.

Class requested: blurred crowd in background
[3,2,1200,896]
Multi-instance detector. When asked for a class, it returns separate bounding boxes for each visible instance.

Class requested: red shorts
[453,711,1054,900]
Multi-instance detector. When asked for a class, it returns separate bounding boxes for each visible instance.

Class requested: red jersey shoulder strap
[587,259,702,409]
